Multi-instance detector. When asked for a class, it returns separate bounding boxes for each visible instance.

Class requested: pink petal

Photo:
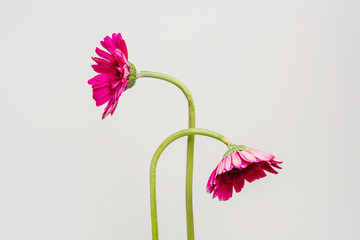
[239,150,256,163]
[93,86,110,98]
[206,169,216,193]
[111,33,121,50]
[114,49,128,65]
[270,162,282,169]
[115,80,128,99]
[236,152,249,168]
[260,162,278,174]
[95,47,114,61]
[272,158,282,163]
[92,60,115,70]
[120,38,128,59]
[88,75,103,85]
[91,81,110,89]
[92,56,110,64]
[244,164,266,183]
[216,158,226,175]
[95,94,111,106]
[91,64,117,74]
[231,153,242,168]
[224,155,232,171]
[216,180,233,201]
[89,75,117,90]
[233,177,245,193]
[102,98,114,119]
[250,149,274,161]
[110,98,121,115]
[103,36,116,53]
[93,89,112,106]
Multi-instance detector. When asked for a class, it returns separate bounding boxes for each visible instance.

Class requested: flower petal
[92,64,117,74]
[216,178,233,201]
[224,155,232,171]
[236,152,249,168]
[92,57,110,64]
[93,88,113,106]
[120,38,128,59]
[206,169,216,193]
[95,47,114,61]
[94,93,111,106]
[250,149,274,161]
[244,164,266,183]
[114,49,128,65]
[239,150,256,163]
[233,176,245,193]
[272,158,283,163]
[115,80,128,99]
[260,162,278,174]
[102,98,115,119]
[216,158,226,175]
[231,153,242,168]
[270,162,282,169]
[111,33,121,49]
[103,36,116,53]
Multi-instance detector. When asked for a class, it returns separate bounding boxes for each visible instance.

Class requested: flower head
[88,33,137,119]
[207,145,282,201]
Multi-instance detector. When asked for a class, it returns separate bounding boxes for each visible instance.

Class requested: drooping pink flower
[88,33,136,119]
[207,145,282,201]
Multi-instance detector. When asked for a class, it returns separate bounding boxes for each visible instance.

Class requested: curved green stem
[137,71,196,240]
[149,128,232,240]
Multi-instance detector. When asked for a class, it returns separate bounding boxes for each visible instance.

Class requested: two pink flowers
[88,33,282,201]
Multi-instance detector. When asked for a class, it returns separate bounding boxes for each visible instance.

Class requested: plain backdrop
[1,0,359,239]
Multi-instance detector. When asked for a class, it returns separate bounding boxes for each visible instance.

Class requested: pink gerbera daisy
[88,33,136,119]
[207,145,282,201]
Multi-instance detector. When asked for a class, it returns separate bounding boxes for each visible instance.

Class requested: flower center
[221,168,243,183]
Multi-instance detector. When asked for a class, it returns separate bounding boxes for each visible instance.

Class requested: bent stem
[137,71,196,240]
[149,128,232,240]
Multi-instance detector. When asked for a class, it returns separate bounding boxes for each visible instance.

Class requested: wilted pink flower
[88,33,136,119]
[207,145,282,201]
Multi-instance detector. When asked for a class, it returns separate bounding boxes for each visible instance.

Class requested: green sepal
[223,144,250,158]
[125,62,137,90]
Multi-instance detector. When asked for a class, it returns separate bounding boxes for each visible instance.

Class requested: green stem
[137,71,196,240]
[149,128,232,240]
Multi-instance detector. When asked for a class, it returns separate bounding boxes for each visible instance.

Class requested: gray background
[1,0,359,239]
